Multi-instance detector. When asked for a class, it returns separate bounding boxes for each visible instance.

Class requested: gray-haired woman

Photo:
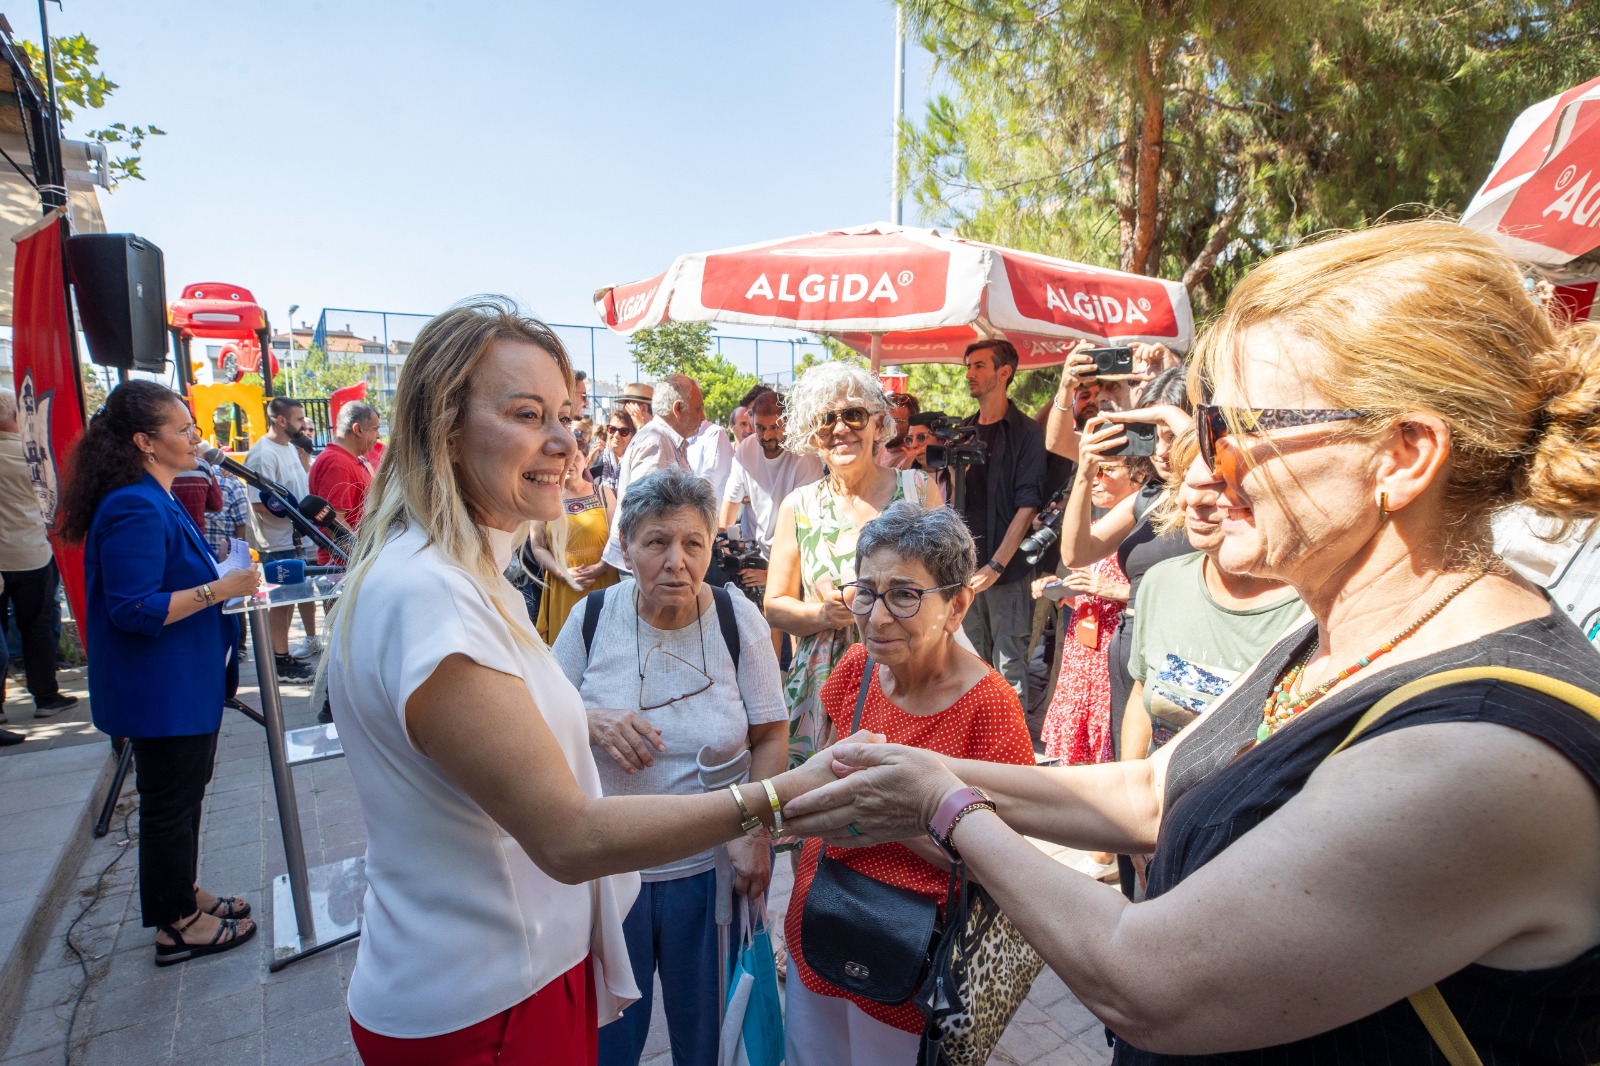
[765,363,942,766]
[781,502,1034,1065]
[551,467,789,1066]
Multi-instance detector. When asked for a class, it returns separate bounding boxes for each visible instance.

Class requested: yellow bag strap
[1324,665,1600,1066]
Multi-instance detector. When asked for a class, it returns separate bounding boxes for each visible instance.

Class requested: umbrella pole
[870,333,883,371]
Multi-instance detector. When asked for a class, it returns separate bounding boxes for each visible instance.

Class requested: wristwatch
[927,786,995,863]
[985,559,1005,575]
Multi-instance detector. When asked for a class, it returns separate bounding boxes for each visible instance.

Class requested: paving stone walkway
[0,630,1112,1066]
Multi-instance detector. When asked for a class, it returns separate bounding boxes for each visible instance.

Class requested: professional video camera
[714,536,769,605]
[920,413,988,472]
[1020,484,1071,566]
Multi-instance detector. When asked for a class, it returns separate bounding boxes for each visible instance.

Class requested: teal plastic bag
[720,895,785,1066]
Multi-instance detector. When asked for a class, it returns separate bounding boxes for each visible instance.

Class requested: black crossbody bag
[799,655,942,1005]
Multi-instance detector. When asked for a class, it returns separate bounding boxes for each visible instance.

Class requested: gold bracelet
[761,778,783,836]
[727,783,764,838]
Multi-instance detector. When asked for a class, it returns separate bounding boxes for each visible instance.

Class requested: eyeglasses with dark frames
[1196,404,1370,481]
[841,581,963,619]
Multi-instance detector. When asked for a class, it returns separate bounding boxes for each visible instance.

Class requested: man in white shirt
[687,418,734,502]
[718,391,822,581]
[245,398,314,682]
[600,374,704,571]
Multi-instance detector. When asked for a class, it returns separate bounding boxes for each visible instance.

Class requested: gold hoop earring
[1379,491,1390,520]
[144,452,156,464]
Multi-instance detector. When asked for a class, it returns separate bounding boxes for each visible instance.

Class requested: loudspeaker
[66,233,169,373]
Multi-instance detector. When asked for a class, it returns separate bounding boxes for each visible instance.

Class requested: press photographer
[953,339,1047,699]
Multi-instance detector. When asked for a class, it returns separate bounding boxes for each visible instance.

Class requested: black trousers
[0,560,61,701]
[130,731,218,928]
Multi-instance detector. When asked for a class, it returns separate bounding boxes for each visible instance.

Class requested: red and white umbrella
[594,222,1193,367]
[1461,76,1600,267]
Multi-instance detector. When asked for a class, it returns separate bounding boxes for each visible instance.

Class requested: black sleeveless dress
[1111,611,1600,1065]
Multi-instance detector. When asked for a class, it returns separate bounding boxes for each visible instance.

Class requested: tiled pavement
[0,625,1112,1066]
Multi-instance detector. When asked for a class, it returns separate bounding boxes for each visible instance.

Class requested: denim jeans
[598,869,732,1066]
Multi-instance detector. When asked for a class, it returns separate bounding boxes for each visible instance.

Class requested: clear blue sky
[37,0,939,383]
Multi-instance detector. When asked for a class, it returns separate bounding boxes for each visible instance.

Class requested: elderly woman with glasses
[552,466,789,1066]
[766,363,942,765]
[782,501,1034,1064]
[785,223,1600,1063]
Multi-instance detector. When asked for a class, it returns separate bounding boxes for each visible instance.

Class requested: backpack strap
[1324,665,1600,1066]
[709,585,741,671]
[581,587,609,658]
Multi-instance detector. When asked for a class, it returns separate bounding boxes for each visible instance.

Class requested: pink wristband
[928,786,990,859]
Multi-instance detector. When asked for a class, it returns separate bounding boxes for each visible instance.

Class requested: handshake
[771,730,974,850]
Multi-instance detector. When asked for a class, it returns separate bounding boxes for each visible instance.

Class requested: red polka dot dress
[1041,554,1127,765]
[784,643,1036,1034]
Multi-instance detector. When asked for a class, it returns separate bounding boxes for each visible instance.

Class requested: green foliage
[79,361,108,414]
[291,346,372,399]
[627,322,760,424]
[19,34,165,186]
[900,364,1060,420]
[902,0,1600,313]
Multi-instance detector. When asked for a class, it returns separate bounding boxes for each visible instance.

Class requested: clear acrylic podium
[224,575,364,970]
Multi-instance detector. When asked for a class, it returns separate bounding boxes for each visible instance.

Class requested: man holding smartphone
[957,339,1047,698]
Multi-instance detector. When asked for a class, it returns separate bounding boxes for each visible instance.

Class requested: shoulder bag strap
[852,653,874,733]
[1325,665,1600,1066]
[709,585,741,670]
[819,655,875,873]
[581,586,609,659]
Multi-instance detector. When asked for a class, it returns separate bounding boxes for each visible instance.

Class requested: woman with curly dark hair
[61,380,264,965]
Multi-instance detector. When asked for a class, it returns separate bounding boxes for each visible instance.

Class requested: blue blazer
[85,474,232,739]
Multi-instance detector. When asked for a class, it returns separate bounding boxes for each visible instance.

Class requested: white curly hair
[782,362,897,457]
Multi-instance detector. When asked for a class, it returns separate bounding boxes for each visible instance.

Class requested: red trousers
[351,957,597,1065]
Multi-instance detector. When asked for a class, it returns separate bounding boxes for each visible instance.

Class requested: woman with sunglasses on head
[765,363,943,766]
[783,501,1035,1064]
[784,222,1600,1063]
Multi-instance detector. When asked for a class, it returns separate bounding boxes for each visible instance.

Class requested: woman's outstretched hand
[781,742,967,848]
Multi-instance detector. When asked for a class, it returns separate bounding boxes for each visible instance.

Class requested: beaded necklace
[1257,570,1487,743]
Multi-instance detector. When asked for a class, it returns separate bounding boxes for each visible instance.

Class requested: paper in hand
[216,538,254,576]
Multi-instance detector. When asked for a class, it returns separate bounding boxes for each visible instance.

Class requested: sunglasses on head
[819,406,870,431]
[1196,404,1370,482]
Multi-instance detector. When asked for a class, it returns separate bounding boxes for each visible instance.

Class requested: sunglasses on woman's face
[607,425,634,438]
[818,406,870,431]
[1092,463,1127,480]
[1195,404,1370,484]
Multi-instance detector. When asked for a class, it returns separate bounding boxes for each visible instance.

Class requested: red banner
[699,234,951,321]
[12,214,89,650]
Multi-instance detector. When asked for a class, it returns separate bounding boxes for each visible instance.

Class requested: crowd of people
[48,220,1600,1065]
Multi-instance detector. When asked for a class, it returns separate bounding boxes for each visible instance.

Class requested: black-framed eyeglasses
[841,581,963,619]
[1196,404,1370,477]
[818,406,870,431]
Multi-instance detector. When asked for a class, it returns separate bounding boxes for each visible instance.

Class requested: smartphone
[1086,346,1134,375]
[1106,420,1158,457]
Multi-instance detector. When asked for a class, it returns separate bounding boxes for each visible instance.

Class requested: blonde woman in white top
[327,297,847,1066]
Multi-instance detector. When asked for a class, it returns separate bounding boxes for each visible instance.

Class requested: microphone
[298,495,353,541]
[203,447,294,501]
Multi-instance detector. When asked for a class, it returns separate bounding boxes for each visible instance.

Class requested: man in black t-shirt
[956,339,1047,698]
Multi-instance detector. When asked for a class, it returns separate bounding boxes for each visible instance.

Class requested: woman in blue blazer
[61,381,263,965]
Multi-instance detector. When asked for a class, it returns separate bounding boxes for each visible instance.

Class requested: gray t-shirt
[244,436,309,552]
[552,579,787,880]
[1129,552,1308,750]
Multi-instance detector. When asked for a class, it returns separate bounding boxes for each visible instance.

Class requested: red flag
[12,213,89,650]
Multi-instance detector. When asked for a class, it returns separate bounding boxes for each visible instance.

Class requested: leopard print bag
[917,868,1044,1066]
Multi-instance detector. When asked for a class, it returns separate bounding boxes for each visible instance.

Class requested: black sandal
[201,895,252,920]
[155,910,257,966]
